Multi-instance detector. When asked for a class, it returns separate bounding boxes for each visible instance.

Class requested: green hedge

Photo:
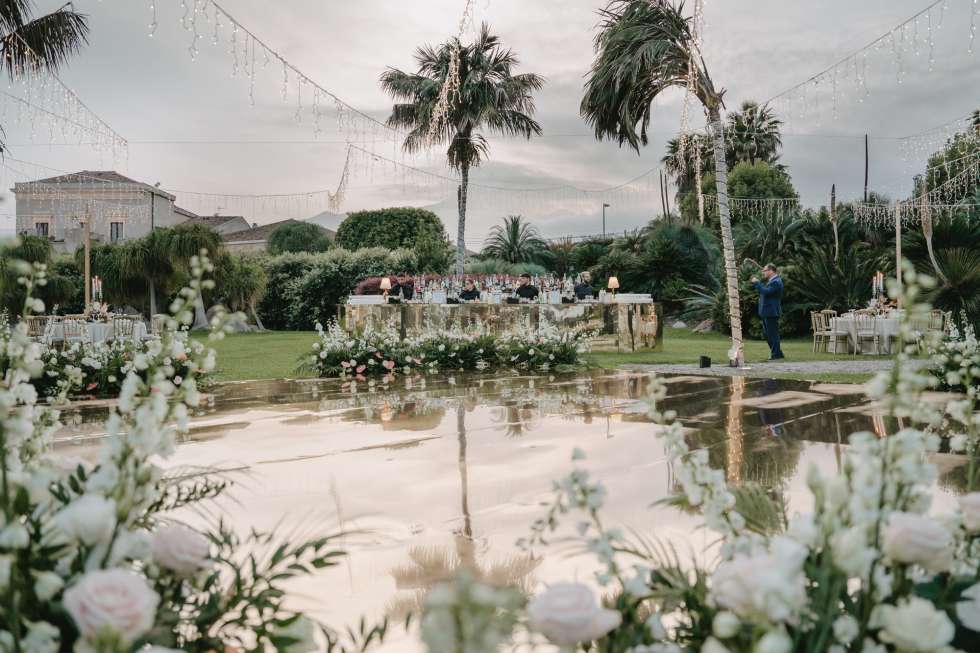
[335,207,446,251]
[257,248,417,330]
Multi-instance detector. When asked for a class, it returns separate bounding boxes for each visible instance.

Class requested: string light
[425,0,476,145]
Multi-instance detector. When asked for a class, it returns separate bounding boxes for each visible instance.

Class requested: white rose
[955,582,980,632]
[151,524,210,577]
[34,571,64,601]
[63,569,159,643]
[755,629,791,653]
[832,615,859,645]
[712,611,740,639]
[710,545,806,623]
[882,512,953,572]
[53,494,116,546]
[0,523,29,549]
[876,596,954,652]
[527,583,621,646]
[275,615,318,653]
[830,527,874,578]
[959,493,980,533]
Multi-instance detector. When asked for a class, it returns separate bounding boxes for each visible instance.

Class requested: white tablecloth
[47,320,148,344]
[830,315,900,354]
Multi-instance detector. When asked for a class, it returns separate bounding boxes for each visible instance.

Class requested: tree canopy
[335,207,446,251]
[267,222,332,255]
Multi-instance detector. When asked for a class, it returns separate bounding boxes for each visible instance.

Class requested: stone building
[13,171,187,254]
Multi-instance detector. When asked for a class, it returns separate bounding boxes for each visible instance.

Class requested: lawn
[194,327,885,384]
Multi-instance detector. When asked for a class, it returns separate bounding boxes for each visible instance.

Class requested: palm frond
[0,4,88,79]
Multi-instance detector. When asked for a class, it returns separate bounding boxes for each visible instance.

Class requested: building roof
[174,205,199,219]
[183,214,246,227]
[222,219,335,243]
[15,170,176,200]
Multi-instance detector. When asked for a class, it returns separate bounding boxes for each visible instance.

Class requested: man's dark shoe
[767,355,785,361]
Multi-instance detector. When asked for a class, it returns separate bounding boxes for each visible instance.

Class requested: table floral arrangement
[304,320,592,383]
[0,254,390,653]
[0,330,214,400]
[929,313,979,393]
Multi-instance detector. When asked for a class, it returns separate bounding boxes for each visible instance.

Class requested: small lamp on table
[379,277,392,303]
[607,276,620,298]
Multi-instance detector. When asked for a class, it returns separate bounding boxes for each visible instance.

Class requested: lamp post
[602,203,610,237]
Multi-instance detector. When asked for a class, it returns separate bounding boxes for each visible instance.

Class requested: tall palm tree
[117,229,175,319]
[581,0,746,365]
[481,215,547,263]
[545,237,576,277]
[380,25,544,274]
[726,101,782,165]
[0,1,89,151]
[661,132,712,201]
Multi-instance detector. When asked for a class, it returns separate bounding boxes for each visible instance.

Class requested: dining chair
[150,314,168,337]
[927,309,945,332]
[823,312,851,354]
[62,317,89,346]
[810,312,825,352]
[24,315,49,341]
[111,315,137,342]
[854,313,880,355]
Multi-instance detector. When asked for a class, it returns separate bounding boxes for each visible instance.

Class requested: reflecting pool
[52,371,966,649]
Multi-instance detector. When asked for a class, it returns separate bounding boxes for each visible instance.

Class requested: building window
[110,222,124,243]
[35,222,49,237]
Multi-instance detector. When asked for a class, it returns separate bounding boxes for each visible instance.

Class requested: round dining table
[46,319,148,344]
[829,312,901,355]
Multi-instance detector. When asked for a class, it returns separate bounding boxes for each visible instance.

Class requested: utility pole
[895,201,902,308]
[864,134,869,203]
[602,203,610,237]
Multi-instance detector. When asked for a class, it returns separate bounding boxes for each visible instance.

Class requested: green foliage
[464,258,547,276]
[481,215,548,263]
[682,161,797,224]
[267,222,332,255]
[569,238,611,272]
[335,207,445,251]
[413,229,454,274]
[543,238,576,277]
[257,248,419,330]
[214,252,268,313]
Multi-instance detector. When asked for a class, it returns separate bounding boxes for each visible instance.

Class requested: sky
[0,0,977,245]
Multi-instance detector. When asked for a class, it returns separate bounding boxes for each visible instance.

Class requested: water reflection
[50,370,966,643]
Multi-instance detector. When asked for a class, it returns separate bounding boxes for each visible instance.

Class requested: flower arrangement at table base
[0,252,396,653]
[304,320,592,383]
[0,332,214,401]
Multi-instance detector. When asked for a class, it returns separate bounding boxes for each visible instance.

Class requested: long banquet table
[338,302,663,352]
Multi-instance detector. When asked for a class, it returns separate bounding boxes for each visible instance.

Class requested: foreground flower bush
[0,330,213,400]
[304,320,591,382]
[930,315,980,393]
[0,254,390,653]
[511,265,980,653]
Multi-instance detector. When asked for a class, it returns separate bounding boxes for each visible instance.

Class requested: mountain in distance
[304,210,347,230]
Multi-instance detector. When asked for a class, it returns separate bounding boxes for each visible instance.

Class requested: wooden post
[864,134,869,203]
[83,205,91,315]
[895,201,902,308]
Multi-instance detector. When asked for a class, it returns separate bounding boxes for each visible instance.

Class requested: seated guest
[514,273,539,301]
[574,272,595,300]
[459,279,481,302]
[390,272,414,301]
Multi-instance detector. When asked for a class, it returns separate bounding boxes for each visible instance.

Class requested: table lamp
[379,277,392,302]
[607,276,619,297]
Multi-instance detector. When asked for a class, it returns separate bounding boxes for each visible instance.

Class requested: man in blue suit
[752,263,785,360]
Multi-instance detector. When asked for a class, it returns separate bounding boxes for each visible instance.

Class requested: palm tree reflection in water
[386,403,539,620]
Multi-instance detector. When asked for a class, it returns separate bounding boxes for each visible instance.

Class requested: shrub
[465,257,547,276]
[335,207,446,250]
[256,252,319,330]
[267,221,332,254]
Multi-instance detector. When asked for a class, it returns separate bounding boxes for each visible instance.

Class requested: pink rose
[382,360,395,370]
[356,365,366,374]
[340,361,351,369]
[151,524,210,577]
[63,569,159,643]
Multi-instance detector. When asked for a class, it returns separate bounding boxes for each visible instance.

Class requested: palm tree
[545,238,576,277]
[380,25,544,274]
[581,0,746,365]
[481,215,547,263]
[167,223,222,329]
[726,101,782,165]
[0,1,89,151]
[117,229,175,319]
[661,132,713,204]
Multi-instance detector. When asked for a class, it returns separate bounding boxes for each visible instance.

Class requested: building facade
[13,171,186,253]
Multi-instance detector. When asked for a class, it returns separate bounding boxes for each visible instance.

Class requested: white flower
[63,569,159,643]
[151,524,210,577]
[710,539,807,623]
[33,572,64,601]
[712,611,739,639]
[755,628,792,653]
[875,596,954,652]
[645,612,667,639]
[527,583,621,646]
[701,637,730,653]
[830,527,875,578]
[22,621,59,653]
[959,493,980,533]
[53,494,116,546]
[275,616,318,653]
[832,615,859,645]
[0,523,29,549]
[882,512,953,572]
[955,582,980,632]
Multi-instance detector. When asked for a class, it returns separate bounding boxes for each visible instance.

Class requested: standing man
[752,263,785,360]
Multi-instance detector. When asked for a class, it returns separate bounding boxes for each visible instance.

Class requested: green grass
[193,327,885,385]
[192,331,317,382]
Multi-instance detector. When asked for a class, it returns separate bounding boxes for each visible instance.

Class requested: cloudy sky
[1,0,977,244]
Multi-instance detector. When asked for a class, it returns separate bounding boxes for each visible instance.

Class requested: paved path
[619,358,925,379]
